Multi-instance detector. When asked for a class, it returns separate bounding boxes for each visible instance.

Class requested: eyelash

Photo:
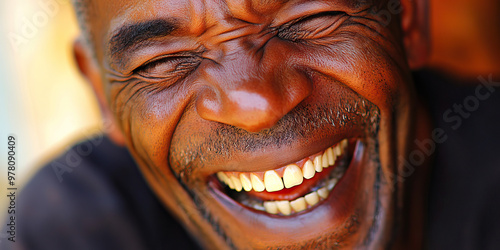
[134,54,201,80]
[277,11,345,42]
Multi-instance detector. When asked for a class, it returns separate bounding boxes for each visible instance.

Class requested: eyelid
[282,11,345,28]
[135,51,199,70]
[113,38,203,73]
[134,53,201,80]
[277,11,347,41]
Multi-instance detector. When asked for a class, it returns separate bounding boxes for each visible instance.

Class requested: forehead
[99,0,370,23]
[88,0,374,53]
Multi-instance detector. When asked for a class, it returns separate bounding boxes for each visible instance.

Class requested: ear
[400,0,430,69]
[73,38,126,146]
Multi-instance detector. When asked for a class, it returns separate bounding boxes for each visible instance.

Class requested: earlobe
[73,38,126,146]
[400,0,430,69]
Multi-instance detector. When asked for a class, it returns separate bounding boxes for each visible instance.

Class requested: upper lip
[199,128,365,179]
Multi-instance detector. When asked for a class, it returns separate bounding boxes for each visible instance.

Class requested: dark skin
[74,0,429,248]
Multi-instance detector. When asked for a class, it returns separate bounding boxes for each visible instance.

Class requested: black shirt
[1,135,200,250]
[415,70,500,249]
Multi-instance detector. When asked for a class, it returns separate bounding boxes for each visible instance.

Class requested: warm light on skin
[73,0,429,248]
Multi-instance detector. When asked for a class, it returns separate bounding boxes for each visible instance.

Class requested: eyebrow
[108,19,178,60]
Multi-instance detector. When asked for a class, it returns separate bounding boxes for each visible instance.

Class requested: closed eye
[135,54,201,79]
[277,11,346,42]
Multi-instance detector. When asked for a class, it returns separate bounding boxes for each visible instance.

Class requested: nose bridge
[220,45,274,95]
[196,39,311,132]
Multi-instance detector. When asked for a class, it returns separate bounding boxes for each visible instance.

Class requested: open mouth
[211,139,356,216]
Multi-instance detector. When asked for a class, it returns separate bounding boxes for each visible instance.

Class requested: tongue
[246,168,333,201]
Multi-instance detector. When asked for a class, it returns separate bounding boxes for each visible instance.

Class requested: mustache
[170,94,380,178]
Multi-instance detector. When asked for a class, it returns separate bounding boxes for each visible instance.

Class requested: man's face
[83,0,419,248]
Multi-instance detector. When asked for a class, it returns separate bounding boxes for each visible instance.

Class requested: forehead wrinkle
[188,0,207,35]
[197,0,291,46]
[196,0,256,46]
[224,0,289,24]
[249,0,290,13]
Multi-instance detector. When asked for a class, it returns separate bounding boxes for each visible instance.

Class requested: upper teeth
[283,164,303,188]
[216,139,348,193]
[264,170,284,192]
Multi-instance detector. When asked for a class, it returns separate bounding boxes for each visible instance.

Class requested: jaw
[125,95,415,249]
[158,83,407,249]
[122,96,416,249]
[126,119,401,249]
[119,97,409,249]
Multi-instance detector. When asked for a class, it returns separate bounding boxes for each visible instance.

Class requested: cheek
[287,40,407,115]
[109,80,194,171]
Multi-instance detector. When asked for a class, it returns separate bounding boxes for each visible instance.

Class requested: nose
[196,45,312,132]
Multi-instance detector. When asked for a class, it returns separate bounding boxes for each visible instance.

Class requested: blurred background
[428,0,500,78]
[0,0,499,222]
[0,0,101,207]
